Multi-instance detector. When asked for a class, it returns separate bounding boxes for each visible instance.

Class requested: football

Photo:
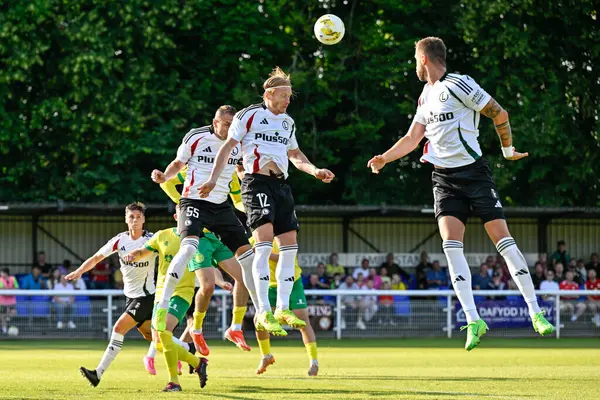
[7,326,19,337]
[313,14,345,45]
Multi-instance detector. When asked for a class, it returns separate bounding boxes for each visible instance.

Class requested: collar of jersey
[171,228,180,236]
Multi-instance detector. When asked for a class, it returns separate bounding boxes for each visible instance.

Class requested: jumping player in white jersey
[65,203,188,386]
[367,37,554,350]
[198,67,335,335]
[150,105,255,351]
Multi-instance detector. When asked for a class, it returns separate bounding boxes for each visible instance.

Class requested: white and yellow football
[313,14,345,45]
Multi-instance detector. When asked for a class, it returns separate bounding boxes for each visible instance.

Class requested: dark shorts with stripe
[125,294,155,326]
[432,157,505,225]
[241,173,299,236]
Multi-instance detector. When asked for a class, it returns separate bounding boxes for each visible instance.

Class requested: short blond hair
[416,37,446,66]
[125,202,146,215]
[263,67,291,92]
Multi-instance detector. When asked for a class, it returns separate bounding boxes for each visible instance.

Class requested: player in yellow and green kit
[250,237,319,376]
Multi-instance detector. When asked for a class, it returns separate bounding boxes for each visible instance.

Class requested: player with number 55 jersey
[197,67,335,336]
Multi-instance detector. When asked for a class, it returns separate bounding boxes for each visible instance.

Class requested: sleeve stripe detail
[446,87,467,107]
[145,244,158,253]
[184,126,211,144]
[445,76,472,95]
[177,172,185,184]
[237,104,263,119]
[112,239,120,252]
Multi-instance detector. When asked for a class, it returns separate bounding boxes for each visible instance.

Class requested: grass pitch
[0,338,598,400]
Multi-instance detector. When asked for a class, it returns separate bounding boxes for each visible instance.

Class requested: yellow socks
[305,342,318,364]
[193,311,206,332]
[158,330,180,384]
[232,306,247,329]
[258,338,271,357]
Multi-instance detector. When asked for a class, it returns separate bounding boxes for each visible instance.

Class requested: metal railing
[1,289,599,340]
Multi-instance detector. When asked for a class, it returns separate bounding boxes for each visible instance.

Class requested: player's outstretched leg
[273,233,305,330]
[492,231,555,336]
[219,254,252,351]
[253,241,286,336]
[294,308,318,376]
[143,342,157,375]
[442,225,488,351]
[255,327,275,374]
[79,367,100,387]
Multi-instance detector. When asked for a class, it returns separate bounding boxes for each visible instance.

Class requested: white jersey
[176,125,242,203]
[229,103,299,178]
[98,231,156,299]
[414,73,492,168]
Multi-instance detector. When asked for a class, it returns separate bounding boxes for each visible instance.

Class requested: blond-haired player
[199,67,334,336]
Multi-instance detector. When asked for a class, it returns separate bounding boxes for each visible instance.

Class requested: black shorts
[241,173,299,236]
[432,157,505,225]
[125,294,154,326]
[185,287,200,319]
[178,197,249,252]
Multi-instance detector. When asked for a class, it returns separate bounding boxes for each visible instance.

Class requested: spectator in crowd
[531,262,546,290]
[494,264,510,286]
[357,279,378,330]
[33,251,52,278]
[559,270,586,322]
[315,263,330,287]
[47,268,61,290]
[330,273,343,289]
[414,251,432,288]
[551,240,571,267]
[57,259,72,276]
[337,275,359,330]
[553,262,565,283]
[355,272,366,289]
[89,259,112,290]
[537,253,550,269]
[585,269,600,327]
[575,259,587,284]
[352,258,371,281]
[567,259,584,286]
[586,253,599,273]
[326,253,345,277]
[113,269,124,290]
[488,271,506,291]
[378,281,395,326]
[391,274,407,290]
[0,268,19,335]
[379,266,392,286]
[539,270,559,300]
[485,255,495,270]
[52,273,76,329]
[21,266,46,290]
[383,252,411,283]
[305,273,328,290]
[472,264,491,290]
[368,268,382,289]
[426,260,447,289]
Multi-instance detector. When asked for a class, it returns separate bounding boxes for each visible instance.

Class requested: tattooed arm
[480,98,528,160]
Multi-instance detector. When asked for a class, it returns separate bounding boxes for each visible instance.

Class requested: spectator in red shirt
[559,270,586,322]
[89,260,112,290]
[585,269,600,327]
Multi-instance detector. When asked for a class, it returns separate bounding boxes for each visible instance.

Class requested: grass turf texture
[0,338,598,399]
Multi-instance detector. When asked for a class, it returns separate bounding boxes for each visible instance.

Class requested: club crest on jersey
[230,146,239,156]
[439,92,449,102]
[282,120,290,131]
[185,220,192,227]
[195,253,205,263]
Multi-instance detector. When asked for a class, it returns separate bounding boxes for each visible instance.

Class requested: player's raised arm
[122,247,153,264]
[198,136,240,197]
[159,167,186,204]
[65,252,106,281]
[367,120,426,174]
[288,147,334,183]
[480,98,528,161]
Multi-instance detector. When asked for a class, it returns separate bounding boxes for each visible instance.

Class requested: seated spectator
[567,260,584,286]
[47,268,61,290]
[33,251,52,278]
[382,252,410,283]
[553,262,565,283]
[355,272,366,289]
[21,266,46,290]
[494,264,510,286]
[391,274,407,290]
[575,259,587,284]
[357,279,378,330]
[587,253,599,273]
[315,263,330,287]
[330,273,343,289]
[559,270,586,322]
[337,276,359,330]
[531,262,546,289]
[472,264,491,290]
[539,270,559,300]
[305,273,328,290]
[379,267,392,287]
[551,240,570,267]
[326,253,345,277]
[52,274,76,329]
[585,269,600,327]
[0,268,19,335]
[378,281,395,326]
[426,260,447,289]
[367,268,382,289]
[352,258,371,281]
[485,255,495,270]
[90,259,112,290]
[57,259,72,276]
[415,251,431,289]
[537,253,549,269]
[488,271,506,290]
